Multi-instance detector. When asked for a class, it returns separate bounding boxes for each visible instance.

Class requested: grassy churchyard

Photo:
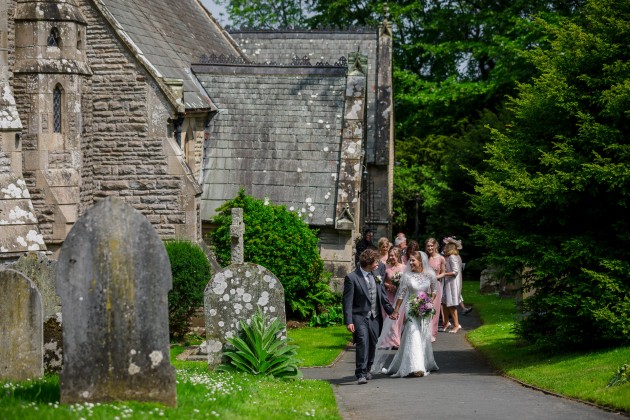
[463,282,630,412]
[0,336,344,419]
[2,284,629,417]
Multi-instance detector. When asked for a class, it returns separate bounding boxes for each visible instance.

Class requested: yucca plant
[221,307,302,378]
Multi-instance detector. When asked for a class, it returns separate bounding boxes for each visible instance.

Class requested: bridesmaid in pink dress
[425,238,446,342]
[379,247,406,348]
[377,237,391,264]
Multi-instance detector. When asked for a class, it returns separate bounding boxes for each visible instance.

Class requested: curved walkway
[302,311,624,420]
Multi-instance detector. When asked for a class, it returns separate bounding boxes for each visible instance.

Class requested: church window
[53,85,62,133]
[48,28,61,47]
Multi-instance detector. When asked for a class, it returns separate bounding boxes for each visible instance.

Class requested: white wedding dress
[371,269,439,377]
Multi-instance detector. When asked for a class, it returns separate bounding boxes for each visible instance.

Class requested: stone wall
[82,0,202,240]
[318,227,353,288]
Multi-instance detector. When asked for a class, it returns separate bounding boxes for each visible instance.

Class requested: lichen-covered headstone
[204,263,286,369]
[7,253,63,372]
[0,269,43,381]
[56,197,176,406]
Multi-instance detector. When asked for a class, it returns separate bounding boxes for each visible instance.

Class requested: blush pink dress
[379,263,406,348]
[428,254,445,342]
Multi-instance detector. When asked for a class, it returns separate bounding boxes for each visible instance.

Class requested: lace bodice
[398,271,437,303]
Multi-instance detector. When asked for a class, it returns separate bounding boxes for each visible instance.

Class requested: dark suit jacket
[343,267,395,331]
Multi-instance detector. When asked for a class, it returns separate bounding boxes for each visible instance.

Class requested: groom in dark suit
[343,248,395,384]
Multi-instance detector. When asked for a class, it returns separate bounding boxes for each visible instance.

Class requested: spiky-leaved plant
[221,307,301,378]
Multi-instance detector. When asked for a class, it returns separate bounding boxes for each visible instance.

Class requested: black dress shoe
[463,307,473,315]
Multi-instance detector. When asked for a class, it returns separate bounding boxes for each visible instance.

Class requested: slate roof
[193,63,347,226]
[99,0,245,110]
[229,29,380,163]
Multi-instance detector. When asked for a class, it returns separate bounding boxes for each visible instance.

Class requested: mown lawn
[0,340,342,419]
[463,281,630,412]
[288,325,350,367]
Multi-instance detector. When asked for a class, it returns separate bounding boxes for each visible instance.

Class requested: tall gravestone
[56,197,176,406]
[0,269,43,381]
[204,208,286,369]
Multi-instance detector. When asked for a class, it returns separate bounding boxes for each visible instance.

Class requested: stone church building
[0,0,394,279]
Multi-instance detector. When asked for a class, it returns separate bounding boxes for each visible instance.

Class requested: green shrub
[164,240,211,339]
[308,304,343,328]
[220,307,301,378]
[208,190,330,318]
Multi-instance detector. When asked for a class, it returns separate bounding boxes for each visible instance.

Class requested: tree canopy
[470,0,630,349]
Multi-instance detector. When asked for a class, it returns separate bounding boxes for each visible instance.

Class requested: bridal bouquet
[391,271,402,287]
[408,291,435,319]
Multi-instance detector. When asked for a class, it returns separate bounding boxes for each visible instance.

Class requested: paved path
[302,311,624,420]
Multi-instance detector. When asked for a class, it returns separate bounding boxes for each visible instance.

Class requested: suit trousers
[354,315,380,378]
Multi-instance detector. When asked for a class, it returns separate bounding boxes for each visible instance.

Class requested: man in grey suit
[343,249,395,384]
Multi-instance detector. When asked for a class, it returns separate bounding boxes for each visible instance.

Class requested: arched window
[77,29,83,50]
[53,85,62,133]
[48,28,61,47]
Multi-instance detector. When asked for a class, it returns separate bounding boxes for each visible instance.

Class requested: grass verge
[288,325,351,367]
[463,281,630,412]
[0,344,341,419]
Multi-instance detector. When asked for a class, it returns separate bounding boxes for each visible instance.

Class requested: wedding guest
[443,236,472,315]
[355,228,374,267]
[377,237,391,264]
[402,240,420,266]
[343,249,395,384]
[425,238,446,342]
[442,242,463,333]
[394,233,407,257]
[372,251,439,378]
[379,247,406,348]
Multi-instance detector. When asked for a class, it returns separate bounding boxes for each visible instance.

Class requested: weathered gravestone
[56,197,176,406]
[0,269,43,381]
[9,253,63,372]
[204,208,286,369]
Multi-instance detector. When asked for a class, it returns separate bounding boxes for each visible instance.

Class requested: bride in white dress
[371,250,439,377]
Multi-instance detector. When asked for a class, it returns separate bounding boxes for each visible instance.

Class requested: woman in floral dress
[442,242,463,333]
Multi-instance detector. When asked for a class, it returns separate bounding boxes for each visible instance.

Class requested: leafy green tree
[470,0,630,350]
[219,0,311,28]
[389,0,583,252]
[209,190,332,319]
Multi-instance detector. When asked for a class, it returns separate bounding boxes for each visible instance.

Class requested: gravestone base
[60,373,177,406]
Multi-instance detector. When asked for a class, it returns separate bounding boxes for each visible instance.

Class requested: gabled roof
[97,0,246,111]
[193,62,348,226]
[229,29,381,162]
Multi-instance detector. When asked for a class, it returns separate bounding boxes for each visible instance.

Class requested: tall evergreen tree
[470,0,630,350]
